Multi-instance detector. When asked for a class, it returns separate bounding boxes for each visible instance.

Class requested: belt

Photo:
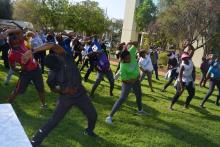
[62,87,78,95]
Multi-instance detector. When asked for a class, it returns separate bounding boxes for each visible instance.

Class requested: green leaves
[135,0,157,31]
[12,0,109,34]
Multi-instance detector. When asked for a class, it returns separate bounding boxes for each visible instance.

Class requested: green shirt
[120,45,139,81]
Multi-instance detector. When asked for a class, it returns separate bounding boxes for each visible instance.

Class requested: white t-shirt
[178,60,194,83]
[138,54,154,72]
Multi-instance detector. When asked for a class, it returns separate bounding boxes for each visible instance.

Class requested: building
[120,0,140,43]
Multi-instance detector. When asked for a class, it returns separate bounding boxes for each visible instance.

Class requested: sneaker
[137,110,150,115]
[168,106,174,111]
[161,89,166,92]
[83,129,98,137]
[200,104,205,108]
[40,104,47,109]
[105,116,113,124]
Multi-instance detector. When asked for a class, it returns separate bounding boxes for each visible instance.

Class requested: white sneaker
[105,116,113,124]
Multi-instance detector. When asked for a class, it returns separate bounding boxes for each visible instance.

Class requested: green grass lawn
[0,60,220,147]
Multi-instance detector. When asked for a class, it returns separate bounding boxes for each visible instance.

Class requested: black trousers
[74,51,82,66]
[171,81,195,106]
[0,43,9,69]
[201,79,220,106]
[163,69,178,90]
[153,64,159,79]
[90,70,114,95]
[31,94,97,146]
[84,60,96,81]
[80,58,89,71]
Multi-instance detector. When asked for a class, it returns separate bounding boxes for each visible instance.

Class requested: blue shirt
[208,62,220,79]
[84,45,93,54]
[92,38,102,51]
[59,38,72,55]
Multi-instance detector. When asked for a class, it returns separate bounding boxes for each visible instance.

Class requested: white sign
[0,104,32,147]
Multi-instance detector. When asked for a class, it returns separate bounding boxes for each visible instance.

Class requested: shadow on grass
[12,95,127,147]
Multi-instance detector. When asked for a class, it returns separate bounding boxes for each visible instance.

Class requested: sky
[70,0,159,19]
[70,0,126,19]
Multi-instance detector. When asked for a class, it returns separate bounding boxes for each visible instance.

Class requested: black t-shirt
[47,54,86,97]
[168,58,178,68]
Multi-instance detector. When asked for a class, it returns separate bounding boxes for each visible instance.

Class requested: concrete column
[121,0,139,43]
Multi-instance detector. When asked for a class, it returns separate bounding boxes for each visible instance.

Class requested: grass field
[0,60,220,147]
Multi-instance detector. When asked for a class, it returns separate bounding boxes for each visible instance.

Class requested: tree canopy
[12,0,109,35]
[135,0,157,31]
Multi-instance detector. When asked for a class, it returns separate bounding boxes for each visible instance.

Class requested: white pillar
[121,0,140,43]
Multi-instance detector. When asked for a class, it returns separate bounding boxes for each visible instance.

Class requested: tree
[0,0,12,19]
[69,0,109,35]
[155,0,220,50]
[135,0,157,31]
[12,0,109,34]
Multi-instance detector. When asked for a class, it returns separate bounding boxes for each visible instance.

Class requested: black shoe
[84,78,88,82]
[83,129,98,137]
[161,89,165,92]
[200,104,205,108]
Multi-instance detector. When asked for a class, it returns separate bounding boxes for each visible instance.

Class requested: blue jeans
[110,80,142,117]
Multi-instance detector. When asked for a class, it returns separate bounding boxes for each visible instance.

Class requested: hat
[167,52,172,57]
[181,52,189,59]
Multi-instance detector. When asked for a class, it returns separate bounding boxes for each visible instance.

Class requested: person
[90,50,114,97]
[0,29,10,69]
[169,43,195,110]
[200,56,220,108]
[73,37,83,66]
[138,49,154,92]
[26,31,45,73]
[0,28,47,108]
[28,43,97,146]
[105,41,146,124]
[46,32,56,54]
[199,56,209,87]
[100,39,108,57]
[82,38,98,82]
[56,32,74,57]
[150,47,159,80]
[114,42,125,80]
[161,52,178,92]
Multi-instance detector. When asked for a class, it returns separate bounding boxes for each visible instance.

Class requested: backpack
[96,52,110,72]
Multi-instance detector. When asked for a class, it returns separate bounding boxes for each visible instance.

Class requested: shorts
[14,67,44,94]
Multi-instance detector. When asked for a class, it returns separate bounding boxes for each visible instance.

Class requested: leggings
[171,81,195,106]
[201,79,220,106]
[110,80,142,117]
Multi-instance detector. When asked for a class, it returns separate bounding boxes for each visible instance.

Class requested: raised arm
[188,44,195,59]
[22,43,65,64]
[32,43,65,55]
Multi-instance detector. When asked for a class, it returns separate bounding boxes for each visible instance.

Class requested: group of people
[0,23,220,146]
